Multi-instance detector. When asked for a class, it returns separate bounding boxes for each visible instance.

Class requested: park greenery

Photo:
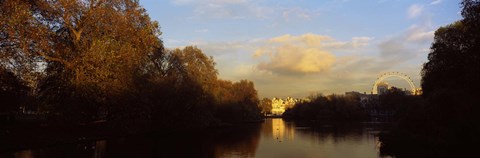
[0,0,261,132]
[281,1,480,155]
[283,94,367,122]
[282,87,421,123]
[1,0,479,156]
[380,0,480,156]
[281,2,480,155]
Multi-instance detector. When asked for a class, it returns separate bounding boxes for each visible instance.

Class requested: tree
[232,80,259,108]
[379,87,407,110]
[380,1,480,155]
[167,46,218,91]
[259,98,272,115]
[420,0,480,134]
[0,67,29,113]
[422,0,480,97]
[1,0,263,128]
[213,80,261,123]
[1,0,163,123]
[283,94,365,121]
[166,46,218,112]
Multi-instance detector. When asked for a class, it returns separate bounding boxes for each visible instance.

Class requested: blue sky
[139,0,462,98]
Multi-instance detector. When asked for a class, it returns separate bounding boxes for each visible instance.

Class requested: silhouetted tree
[152,46,218,127]
[420,0,480,143]
[0,67,29,113]
[380,1,480,156]
[213,79,261,123]
[379,87,407,110]
[283,94,366,122]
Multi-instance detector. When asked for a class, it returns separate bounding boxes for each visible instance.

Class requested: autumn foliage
[0,0,261,129]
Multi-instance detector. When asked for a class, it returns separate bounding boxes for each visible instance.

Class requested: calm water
[1,119,389,158]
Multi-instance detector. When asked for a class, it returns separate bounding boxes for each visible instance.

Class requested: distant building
[414,88,423,95]
[271,97,300,115]
[377,82,389,95]
[271,98,285,115]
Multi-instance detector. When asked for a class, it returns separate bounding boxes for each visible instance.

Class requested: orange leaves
[1,0,163,99]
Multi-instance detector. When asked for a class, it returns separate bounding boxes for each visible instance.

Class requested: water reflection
[256,119,386,158]
[94,140,106,158]
[102,124,262,158]
[1,119,388,158]
[271,118,294,142]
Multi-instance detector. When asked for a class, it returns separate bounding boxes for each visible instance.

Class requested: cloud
[164,32,426,98]
[262,34,373,50]
[268,34,332,46]
[407,4,424,19]
[254,34,372,76]
[281,7,320,21]
[195,29,209,33]
[193,39,263,56]
[430,0,442,5]
[378,24,435,67]
[171,0,273,19]
[379,38,411,59]
[170,0,319,21]
[405,25,434,43]
[257,44,336,75]
[352,37,374,47]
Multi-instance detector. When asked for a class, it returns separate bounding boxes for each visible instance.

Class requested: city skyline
[140,0,462,98]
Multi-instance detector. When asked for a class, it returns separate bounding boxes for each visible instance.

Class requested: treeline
[283,94,367,122]
[0,0,261,131]
[282,88,422,123]
[376,87,423,121]
[380,0,480,156]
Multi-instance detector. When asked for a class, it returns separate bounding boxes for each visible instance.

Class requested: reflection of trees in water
[262,120,273,137]
[4,141,105,158]
[292,122,386,144]
[2,120,390,158]
[211,125,262,157]
[103,125,262,158]
[3,125,262,158]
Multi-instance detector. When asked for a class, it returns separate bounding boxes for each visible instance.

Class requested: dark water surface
[1,119,390,158]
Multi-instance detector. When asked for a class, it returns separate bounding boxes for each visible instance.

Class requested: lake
[0,118,390,158]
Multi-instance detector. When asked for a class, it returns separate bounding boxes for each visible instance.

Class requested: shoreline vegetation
[283,94,368,122]
[279,1,480,156]
[1,0,479,157]
[282,90,421,124]
[0,0,263,153]
[378,1,480,157]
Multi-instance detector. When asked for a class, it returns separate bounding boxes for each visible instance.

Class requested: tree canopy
[420,0,480,132]
[422,0,480,97]
[1,0,261,128]
[380,1,480,156]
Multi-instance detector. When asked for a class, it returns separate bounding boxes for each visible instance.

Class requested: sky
[139,0,462,98]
